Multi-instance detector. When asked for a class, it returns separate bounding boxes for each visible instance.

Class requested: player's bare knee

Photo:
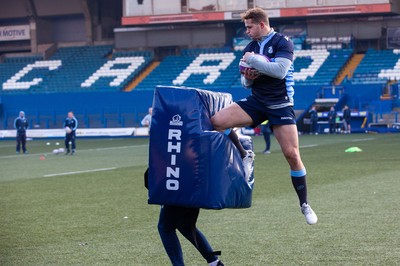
[211,115,224,131]
[283,149,300,162]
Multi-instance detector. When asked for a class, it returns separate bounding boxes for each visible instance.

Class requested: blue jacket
[14,116,28,134]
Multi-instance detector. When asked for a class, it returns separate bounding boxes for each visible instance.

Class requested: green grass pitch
[1,133,400,265]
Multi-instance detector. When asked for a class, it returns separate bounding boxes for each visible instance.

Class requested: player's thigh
[211,103,253,131]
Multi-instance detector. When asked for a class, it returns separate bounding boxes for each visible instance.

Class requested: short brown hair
[241,7,269,26]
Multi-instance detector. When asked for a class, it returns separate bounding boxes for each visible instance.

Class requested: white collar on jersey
[258,28,276,54]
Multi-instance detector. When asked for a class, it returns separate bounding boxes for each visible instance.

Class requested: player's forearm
[248,56,291,79]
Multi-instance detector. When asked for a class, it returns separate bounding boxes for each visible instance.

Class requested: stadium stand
[0,46,156,129]
[3,55,43,63]
[5,46,397,95]
[294,49,353,86]
[135,48,242,92]
[134,48,355,93]
[0,46,154,94]
[0,0,399,136]
[0,57,43,94]
[349,48,400,84]
[1,45,399,131]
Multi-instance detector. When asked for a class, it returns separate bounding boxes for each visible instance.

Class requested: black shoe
[217,261,224,266]
[65,151,70,155]
[71,150,75,155]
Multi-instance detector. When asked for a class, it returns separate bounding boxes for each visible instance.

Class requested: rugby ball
[65,126,72,133]
[239,54,271,73]
[239,60,254,73]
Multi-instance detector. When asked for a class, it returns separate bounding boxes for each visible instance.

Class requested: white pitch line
[90,144,148,152]
[352,137,374,142]
[44,167,117,177]
[300,144,318,148]
[0,144,148,160]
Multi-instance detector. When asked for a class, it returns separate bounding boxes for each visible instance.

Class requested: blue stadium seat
[294,49,353,86]
[350,49,399,84]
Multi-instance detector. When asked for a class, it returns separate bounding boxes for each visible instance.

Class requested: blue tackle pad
[148,86,254,209]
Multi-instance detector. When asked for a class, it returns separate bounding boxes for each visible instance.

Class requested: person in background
[158,205,224,266]
[14,111,28,154]
[328,106,337,134]
[144,170,224,266]
[260,120,272,154]
[141,107,152,128]
[342,105,351,134]
[309,106,318,135]
[63,111,78,155]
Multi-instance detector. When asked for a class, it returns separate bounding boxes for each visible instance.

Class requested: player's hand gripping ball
[65,126,72,134]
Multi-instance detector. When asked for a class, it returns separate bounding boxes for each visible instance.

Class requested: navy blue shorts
[236,95,296,128]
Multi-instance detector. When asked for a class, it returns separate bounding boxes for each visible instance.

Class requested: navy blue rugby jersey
[243,32,295,108]
[64,116,78,132]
